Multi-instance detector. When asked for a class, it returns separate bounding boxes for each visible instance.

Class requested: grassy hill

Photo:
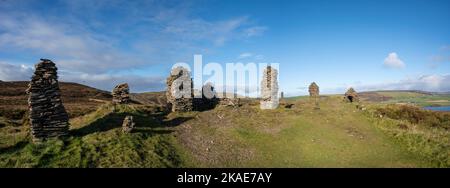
[0,81,112,121]
[1,87,448,167]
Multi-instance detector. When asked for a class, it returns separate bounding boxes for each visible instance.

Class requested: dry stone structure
[27,59,69,140]
[308,82,319,97]
[166,66,193,112]
[344,87,359,103]
[260,66,279,109]
[112,83,131,104]
[309,82,320,109]
[122,116,135,133]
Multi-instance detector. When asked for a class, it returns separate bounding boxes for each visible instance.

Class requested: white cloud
[244,26,267,37]
[0,61,34,81]
[0,1,267,92]
[321,74,450,94]
[238,53,253,59]
[383,52,405,69]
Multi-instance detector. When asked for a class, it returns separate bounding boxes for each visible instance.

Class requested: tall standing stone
[27,59,69,140]
[166,67,193,112]
[112,83,130,104]
[344,87,359,103]
[309,82,320,109]
[260,66,279,109]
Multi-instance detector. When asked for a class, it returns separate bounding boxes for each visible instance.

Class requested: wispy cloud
[0,61,33,81]
[0,0,267,92]
[238,52,253,59]
[383,52,405,69]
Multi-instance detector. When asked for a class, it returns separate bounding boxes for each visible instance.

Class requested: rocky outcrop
[344,87,359,103]
[122,116,135,133]
[112,83,130,104]
[260,66,279,109]
[166,67,193,112]
[26,59,69,140]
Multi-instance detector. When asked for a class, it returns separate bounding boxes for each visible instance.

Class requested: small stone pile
[166,67,193,112]
[122,116,135,133]
[218,97,241,107]
[27,59,69,140]
[344,87,359,103]
[112,83,131,104]
[260,66,279,109]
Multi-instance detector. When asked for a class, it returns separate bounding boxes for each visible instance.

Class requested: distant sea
[423,106,450,112]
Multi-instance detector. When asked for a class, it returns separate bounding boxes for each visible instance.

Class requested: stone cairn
[260,66,279,109]
[308,82,320,109]
[26,59,69,141]
[344,87,359,103]
[166,67,193,112]
[112,83,131,104]
[122,116,135,133]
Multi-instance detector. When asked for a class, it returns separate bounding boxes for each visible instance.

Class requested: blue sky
[0,0,449,96]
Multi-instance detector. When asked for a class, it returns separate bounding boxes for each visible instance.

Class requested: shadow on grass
[71,111,193,137]
[0,140,28,154]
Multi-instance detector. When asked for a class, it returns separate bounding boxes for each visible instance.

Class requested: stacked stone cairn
[308,82,320,109]
[260,66,279,109]
[27,59,69,141]
[166,67,193,112]
[122,116,135,133]
[344,87,359,103]
[112,83,131,104]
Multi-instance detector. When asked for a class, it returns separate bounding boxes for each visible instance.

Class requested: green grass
[0,96,447,167]
[0,104,191,167]
[177,96,432,167]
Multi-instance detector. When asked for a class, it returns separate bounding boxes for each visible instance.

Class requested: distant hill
[359,90,450,106]
[0,81,112,119]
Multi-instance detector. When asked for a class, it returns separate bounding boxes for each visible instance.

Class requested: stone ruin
[309,82,320,109]
[260,66,279,109]
[344,87,359,103]
[122,116,135,133]
[280,92,284,100]
[26,59,69,140]
[112,83,131,104]
[166,66,193,112]
[198,82,219,110]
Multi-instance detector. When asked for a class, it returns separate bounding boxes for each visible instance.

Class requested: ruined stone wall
[260,66,279,109]
[112,83,130,104]
[27,59,69,140]
[166,67,193,112]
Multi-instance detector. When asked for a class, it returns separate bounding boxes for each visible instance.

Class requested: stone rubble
[260,66,279,109]
[26,59,70,140]
[112,83,131,104]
